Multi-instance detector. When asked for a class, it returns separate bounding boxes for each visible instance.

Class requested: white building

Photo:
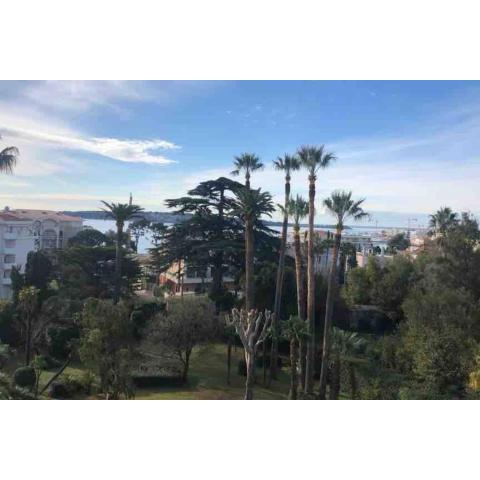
[0,208,83,300]
[159,260,236,296]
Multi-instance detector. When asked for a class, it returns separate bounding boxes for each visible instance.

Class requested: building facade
[0,208,83,300]
[159,260,236,296]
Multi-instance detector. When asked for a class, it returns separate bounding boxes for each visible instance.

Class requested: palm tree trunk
[245,218,254,311]
[25,314,32,366]
[289,338,299,399]
[348,363,358,399]
[182,349,191,383]
[270,177,290,382]
[114,224,123,304]
[293,227,307,320]
[304,176,316,395]
[293,226,307,390]
[263,340,267,385]
[318,229,341,399]
[329,356,341,400]
[227,338,232,385]
[299,338,306,392]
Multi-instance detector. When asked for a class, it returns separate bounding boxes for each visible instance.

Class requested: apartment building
[159,260,236,296]
[0,208,83,299]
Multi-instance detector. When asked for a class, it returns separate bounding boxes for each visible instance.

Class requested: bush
[48,382,72,399]
[131,301,165,339]
[78,371,96,395]
[34,354,62,370]
[48,373,95,399]
[14,366,37,388]
[46,325,79,359]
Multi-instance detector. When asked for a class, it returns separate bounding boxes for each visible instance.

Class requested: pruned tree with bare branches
[226,308,272,399]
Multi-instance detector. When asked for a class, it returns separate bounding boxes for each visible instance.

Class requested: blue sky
[1,80,479,227]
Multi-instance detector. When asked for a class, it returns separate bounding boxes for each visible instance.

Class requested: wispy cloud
[21,81,148,112]
[1,125,179,165]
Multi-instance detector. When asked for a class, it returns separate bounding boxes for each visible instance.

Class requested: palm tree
[231,153,264,188]
[297,145,336,395]
[287,195,309,389]
[0,143,19,174]
[232,187,275,311]
[101,200,144,303]
[270,154,300,381]
[329,328,366,399]
[429,206,458,238]
[283,315,309,399]
[318,191,368,399]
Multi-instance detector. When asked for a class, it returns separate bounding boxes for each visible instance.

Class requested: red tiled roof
[0,212,24,221]
[4,209,82,222]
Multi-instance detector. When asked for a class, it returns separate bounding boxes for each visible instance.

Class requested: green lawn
[8,343,291,400]
[135,343,290,400]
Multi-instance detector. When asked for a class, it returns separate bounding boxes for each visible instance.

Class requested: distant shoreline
[64,210,413,231]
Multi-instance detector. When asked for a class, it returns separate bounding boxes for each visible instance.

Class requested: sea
[84,219,402,254]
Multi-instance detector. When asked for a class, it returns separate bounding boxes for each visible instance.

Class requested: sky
[1,80,479,227]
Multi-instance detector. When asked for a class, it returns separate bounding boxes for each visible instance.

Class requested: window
[4,254,15,264]
[4,270,11,278]
[42,229,58,250]
[5,239,16,248]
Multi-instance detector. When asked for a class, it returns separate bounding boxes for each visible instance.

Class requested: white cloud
[0,121,179,166]
[19,81,150,112]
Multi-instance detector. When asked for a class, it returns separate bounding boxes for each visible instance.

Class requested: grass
[6,343,291,400]
[136,343,291,400]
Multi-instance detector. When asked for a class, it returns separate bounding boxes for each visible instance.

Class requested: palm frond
[0,146,19,174]
[323,190,368,229]
[297,145,336,175]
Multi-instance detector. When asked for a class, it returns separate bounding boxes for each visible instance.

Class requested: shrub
[34,354,62,370]
[48,373,96,399]
[79,298,136,399]
[46,325,79,359]
[48,382,72,399]
[1,372,34,399]
[14,366,37,389]
[78,371,96,395]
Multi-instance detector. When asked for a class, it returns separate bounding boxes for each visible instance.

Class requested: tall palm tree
[232,187,275,311]
[231,153,264,188]
[0,143,19,174]
[101,200,144,303]
[287,195,309,390]
[270,154,301,381]
[318,191,368,399]
[429,206,458,238]
[297,145,336,395]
